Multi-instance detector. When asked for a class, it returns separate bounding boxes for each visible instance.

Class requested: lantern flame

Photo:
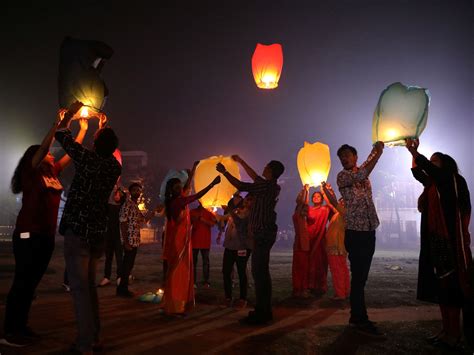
[79,106,89,118]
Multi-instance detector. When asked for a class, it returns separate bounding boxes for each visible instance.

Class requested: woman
[307,191,331,295]
[221,194,253,308]
[321,182,350,300]
[406,138,472,348]
[161,162,220,315]
[292,185,310,297]
[2,102,87,347]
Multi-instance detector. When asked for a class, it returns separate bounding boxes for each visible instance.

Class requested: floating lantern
[372,82,430,146]
[58,36,113,115]
[251,43,283,89]
[297,142,331,188]
[194,156,240,208]
[112,149,122,166]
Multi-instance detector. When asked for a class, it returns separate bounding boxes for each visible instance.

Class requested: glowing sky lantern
[372,82,430,146]
[112,148,122,166]
[58,36,113,116]
[194,156,240,208]
[297,142,331,188]
[251,43,283,89]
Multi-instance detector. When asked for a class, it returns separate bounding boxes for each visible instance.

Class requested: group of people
[1,99,473,353]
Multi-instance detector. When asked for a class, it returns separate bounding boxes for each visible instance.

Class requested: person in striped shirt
[216,155,284,325]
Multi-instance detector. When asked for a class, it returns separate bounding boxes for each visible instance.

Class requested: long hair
[165,178,181,221]
[11,145,41,194]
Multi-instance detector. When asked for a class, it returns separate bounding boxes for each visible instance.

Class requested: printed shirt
[55,129,121,244]
[119,198,145,248]
[231,176,280,235]
[337,151,379,231]
[190,207,216,249]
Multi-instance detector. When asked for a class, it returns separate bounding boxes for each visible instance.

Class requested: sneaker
[234,299,247,310]
[0,333,32,347]
[99,278,111,287]
[62,283,71,292]
[239,310,273,325]
[116,289,135,298]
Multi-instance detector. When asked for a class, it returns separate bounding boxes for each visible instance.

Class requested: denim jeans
[64,229,103,352]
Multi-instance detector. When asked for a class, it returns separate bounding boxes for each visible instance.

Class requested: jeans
[251,229,276,319]
[192,248,210,284]
[103,204,123,279]
[4,231,54,334]
[64,230,103,352]
[344,229,376,323]
[222,248,251,300]
[118,247,138,290]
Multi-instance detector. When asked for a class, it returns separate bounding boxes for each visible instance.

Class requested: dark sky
[0,1,472,227]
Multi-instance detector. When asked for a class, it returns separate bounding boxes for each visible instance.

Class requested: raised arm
[56,118,89,171]
[183,161,199,194]
[179,176,221,207]
[359,141,384,177]
[406,138,445,184]
[232,155,259,181]
[321,182,340,213]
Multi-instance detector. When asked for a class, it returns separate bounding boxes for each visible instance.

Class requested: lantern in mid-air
[194,156,240,208]
[112,148,122,166]
[372,82,430,146]
[297,142,331,188]
[251,43,283,89]
[58,36,114,119]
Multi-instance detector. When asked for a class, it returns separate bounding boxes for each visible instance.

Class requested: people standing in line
[221,194,253,308]
[1,103,88,348]
[216,154,284,325]
[307,190,330,296]
[406,138,473,348]
[161,161,220,315]
[321,182,350,300]
[336,142,384,337]
[55,101,121,355]
[190,202,217,288]
[99,185,126,287]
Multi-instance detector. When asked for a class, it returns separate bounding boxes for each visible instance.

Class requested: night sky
[0,1,472,228]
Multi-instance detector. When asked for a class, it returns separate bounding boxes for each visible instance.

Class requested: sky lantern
[112,148,122,166]
[297,142,331,188]
[251,43,283,89]
[58,36,114,118]
[372,82,430,146]
[194,156,240,208]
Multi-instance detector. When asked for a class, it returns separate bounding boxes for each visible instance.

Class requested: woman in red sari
[307,191,331,295]
[162,162,220,315]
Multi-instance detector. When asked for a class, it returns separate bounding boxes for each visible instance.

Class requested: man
[55,102,121,354]
[336,142,384,337]
[117,182,147,297]
[190,202,217,288]
[99,185,125,287]
[217,155,284,325]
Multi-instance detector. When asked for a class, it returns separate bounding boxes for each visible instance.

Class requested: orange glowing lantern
[113,148,122,166]
[194,156,240,208]
[252,43,283,89]
[297,142,331,188]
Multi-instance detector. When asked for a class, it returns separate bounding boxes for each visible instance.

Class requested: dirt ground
[0,241,472,354]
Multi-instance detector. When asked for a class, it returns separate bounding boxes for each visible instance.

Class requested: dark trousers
[193,248,210,284]
[222,248,251,300]
[4,232,54,334]
[251,230,276,319]
[64,230,103,352]
[344,229,376,323]
[103,205,123,279]
[118,247,138,290]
